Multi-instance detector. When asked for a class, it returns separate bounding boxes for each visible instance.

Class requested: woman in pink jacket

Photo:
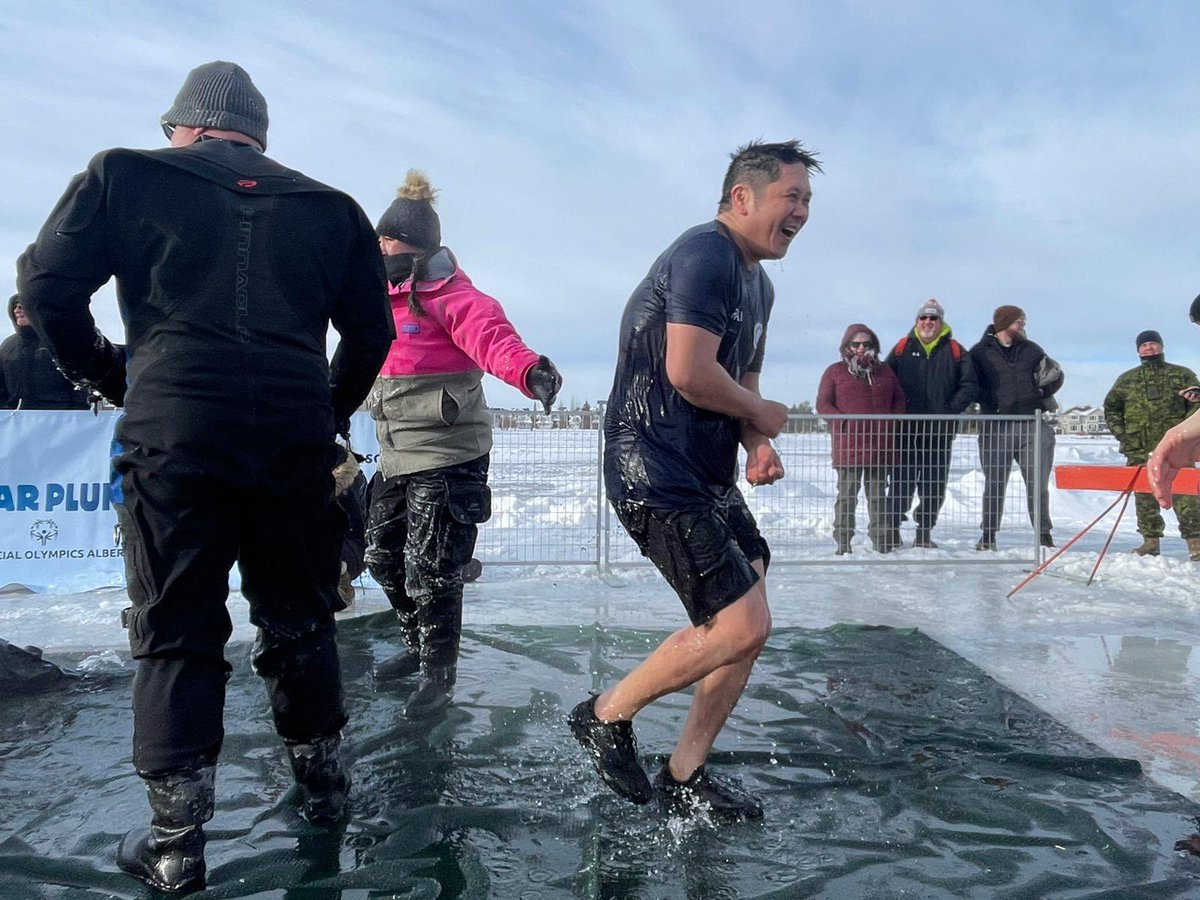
[366,171,561,718]
[816,324,906,555]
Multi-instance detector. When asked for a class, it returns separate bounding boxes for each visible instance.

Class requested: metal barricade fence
[481,411,1045,568]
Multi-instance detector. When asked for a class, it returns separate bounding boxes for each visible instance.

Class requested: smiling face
[915,313,941,342]
[1138,340,1163,358]
[719,163,812,264]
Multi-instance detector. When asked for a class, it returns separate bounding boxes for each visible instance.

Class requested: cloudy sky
[2,1,1198,410]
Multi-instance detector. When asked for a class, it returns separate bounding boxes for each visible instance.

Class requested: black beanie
[1135,329,1163,348]
[162,61,268,149]
[1190,293,1200,324]
[375,170,441,251]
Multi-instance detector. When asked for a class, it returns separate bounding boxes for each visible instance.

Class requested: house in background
[1057,405,1107,434]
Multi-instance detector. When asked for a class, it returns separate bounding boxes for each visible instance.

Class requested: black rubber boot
[403,588,462,719]
[375,598,422,681]
[286,733,351,824]
[117,766,214,894]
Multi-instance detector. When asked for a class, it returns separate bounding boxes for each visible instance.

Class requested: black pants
[365,454,490,679]
[889,421,955,531]
[115,443,347,776]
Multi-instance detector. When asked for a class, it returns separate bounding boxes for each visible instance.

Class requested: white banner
[1,410,383,594]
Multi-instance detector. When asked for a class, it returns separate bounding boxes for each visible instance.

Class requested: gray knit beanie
[162,61,268,149]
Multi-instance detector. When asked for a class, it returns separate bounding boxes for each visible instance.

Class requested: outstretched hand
[746,442,785,486]
[1148,423,1200,508]
[526,356,562,415]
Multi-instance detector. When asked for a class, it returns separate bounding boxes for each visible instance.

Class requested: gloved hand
[335,418,352,443]
[525,355,562,415]
[61,334,126,408]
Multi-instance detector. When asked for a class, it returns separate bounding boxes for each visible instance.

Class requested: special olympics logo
[30,519,58,546]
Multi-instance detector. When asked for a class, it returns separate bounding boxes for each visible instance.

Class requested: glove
[59,333,126,407]
[525,355,562,415]
[335,418,352,443]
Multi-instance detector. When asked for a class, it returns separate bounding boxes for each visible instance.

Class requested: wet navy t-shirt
[604,221,773,507]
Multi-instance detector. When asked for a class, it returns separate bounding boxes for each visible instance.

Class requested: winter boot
[834,536,852,556]
[1132,536,1161,557]
[403,589,462,719]
[375,601,422,681]
[403,668,455,719]
[1039,532,1055,548]
[286,733,351,824]
[1187,538,1200,562]
[975,532,997,552]
[913,528,938,549]
[117,765,214,894]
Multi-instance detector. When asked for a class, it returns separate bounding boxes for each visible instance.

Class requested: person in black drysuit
[0,295,89,409]
[16,61,393,894]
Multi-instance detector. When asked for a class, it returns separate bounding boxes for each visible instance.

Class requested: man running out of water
[569,140,820,821]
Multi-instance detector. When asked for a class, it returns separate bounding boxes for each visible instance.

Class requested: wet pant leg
[404,455,491,685]
[365,472,419,643]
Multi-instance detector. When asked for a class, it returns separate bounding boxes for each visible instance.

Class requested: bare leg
[594,560,771,779]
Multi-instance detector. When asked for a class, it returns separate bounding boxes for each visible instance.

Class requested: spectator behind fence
[817,324,906,554]
[1,295,89,409]
[16,61,394,893]
[885,298,976,549]
[365,170,561,720]
[970,305,1063,551]
[1103,330,1200,560]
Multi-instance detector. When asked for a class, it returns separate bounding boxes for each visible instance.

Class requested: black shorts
[614,492,769,626]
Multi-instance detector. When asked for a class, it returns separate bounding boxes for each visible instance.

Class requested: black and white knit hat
[162,61,268,149]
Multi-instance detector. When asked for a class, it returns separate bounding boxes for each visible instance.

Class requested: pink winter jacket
[368,248,540,477]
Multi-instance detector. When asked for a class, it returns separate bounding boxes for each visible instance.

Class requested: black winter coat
[0,327,89,409]
[17,139,393,483]
[885,329,977,414]
[969,328,1063,415]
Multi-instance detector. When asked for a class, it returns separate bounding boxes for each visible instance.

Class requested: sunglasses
[847,341,871,348]
[917,315,941,322]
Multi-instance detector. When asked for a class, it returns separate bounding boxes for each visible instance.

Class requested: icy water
[3,613,1199,898]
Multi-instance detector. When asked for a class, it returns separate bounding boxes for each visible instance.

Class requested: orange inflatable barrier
[1054,465,1200,494]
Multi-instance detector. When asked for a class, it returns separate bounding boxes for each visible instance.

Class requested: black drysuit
[17,139,393,775]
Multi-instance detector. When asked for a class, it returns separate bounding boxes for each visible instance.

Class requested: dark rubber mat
[2,616,1199,897]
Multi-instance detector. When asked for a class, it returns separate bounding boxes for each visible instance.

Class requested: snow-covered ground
[4,433,1199,807]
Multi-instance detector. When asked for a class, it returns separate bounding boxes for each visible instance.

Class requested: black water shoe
[567,696,652,804]
[375,648,421,681]
[655,764,763,822]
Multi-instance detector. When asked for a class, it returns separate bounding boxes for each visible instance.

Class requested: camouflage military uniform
[1103,357,1200,539]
